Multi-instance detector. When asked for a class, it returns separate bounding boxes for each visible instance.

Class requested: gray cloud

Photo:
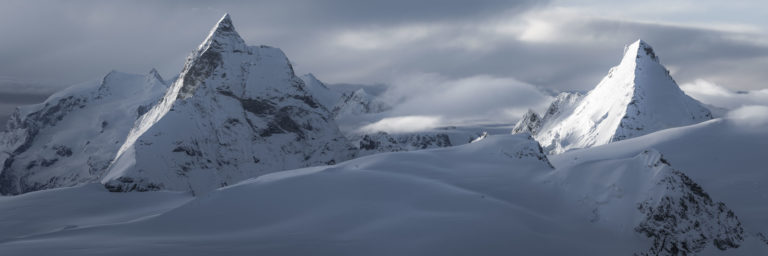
[514,15,768,91]
[298,13,768,91]
[1,1,768,128]
[0,0,546,85]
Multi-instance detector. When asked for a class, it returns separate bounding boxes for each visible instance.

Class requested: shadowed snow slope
[0,70,167,195]
[550,110,768,253]
[535,40,712,154]
[299,73,342,112]
[1,128,766,255]
[101,14,354,193]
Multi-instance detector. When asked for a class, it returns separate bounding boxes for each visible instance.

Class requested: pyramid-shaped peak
[301,73,329,89]
[303,73,319,81]
[209,13,235,34]
[301,73,320,83]
[624,39,659,63]
[197,13,245,52]
[534,40,712,154]
[352,88,371,97]
[218,13,233,29]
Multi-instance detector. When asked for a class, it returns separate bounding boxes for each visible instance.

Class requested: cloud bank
[681,80,768,109]
[382,74,553,125]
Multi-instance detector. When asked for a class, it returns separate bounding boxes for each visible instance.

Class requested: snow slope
[101,14,354,193]
[2,117,766,255]
[332,88,390,119]
[512,91,583,135]
[550,106,768,251]
[535,40,712,154]
[0,183,191,242]
[299,73,342,112]
[0,70,167,195]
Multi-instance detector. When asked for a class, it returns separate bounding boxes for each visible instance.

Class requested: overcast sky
[1,0,767,126]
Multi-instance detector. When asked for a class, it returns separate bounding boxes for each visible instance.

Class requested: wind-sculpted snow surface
[553,149,744,255]
[0,70,167,195]
[534,40,712,154]
[2,130,765,255]
[550,108,768,255]
[101,14,354,193]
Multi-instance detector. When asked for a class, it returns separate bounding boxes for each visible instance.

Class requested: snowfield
[1,108,767,255]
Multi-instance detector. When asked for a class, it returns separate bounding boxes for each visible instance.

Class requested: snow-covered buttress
[299,73,342,112]
[511,109,542,135]
[333,88,390,119]
[511,92,583,136]
[0,70,167,195]
[101,14,354,193]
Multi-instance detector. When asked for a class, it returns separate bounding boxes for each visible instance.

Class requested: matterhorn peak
[196,13,246,52]
[102,14,353,193]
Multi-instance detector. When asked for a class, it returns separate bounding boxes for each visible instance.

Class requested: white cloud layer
[359,115,443,134]
[681,79,768,109]
[725,105,768,128]
[379,73,553,126]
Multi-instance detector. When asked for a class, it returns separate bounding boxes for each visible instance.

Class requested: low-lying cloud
[681,79,768,109]
[726,105,768,128]
[359,115,444,134]
[379,73,553,126]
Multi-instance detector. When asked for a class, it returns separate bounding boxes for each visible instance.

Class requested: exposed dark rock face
[634,152,744,256]
[356,131,452,155]
[511,109,542,135]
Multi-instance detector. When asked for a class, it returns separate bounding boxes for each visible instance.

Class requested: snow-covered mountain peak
[332,87,390,119]
[176,13,252,100]
[620,39,659,66]
[102,15,353,193]
[146,68,165,84]
[0,70,168,195]
[511,109,542,135]
[96,70,167,99]
[534,40,712,154]
[196,13,245,54]
[349,88,370,99]
[299,73,340,111]
[300,73,327,89]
